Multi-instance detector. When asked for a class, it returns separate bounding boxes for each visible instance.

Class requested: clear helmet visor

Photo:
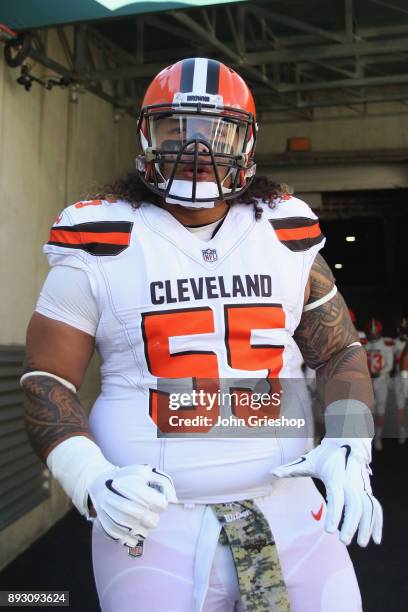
[138,110,255,207]
[149,114,246,157]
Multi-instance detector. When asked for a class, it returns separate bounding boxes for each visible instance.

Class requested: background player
[364,318,394,450]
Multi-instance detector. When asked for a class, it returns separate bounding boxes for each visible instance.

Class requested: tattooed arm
[22,312,95,462]
[273,255,382,547]
[22,313,177,533]
[295,253,373,409]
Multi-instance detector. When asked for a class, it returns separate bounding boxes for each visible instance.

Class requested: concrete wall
[257,102,408,192]
[260,162,408,193]
[0,29,136,570]
[257,102,408,154]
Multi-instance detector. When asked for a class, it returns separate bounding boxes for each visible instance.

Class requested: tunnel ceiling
[2,0,408,122]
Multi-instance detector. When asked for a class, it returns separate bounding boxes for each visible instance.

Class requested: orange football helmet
[136,58,257,206]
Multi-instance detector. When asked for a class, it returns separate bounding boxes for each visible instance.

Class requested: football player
[21,58,381,612]
[364,318,394,450]
[393,317,408,443]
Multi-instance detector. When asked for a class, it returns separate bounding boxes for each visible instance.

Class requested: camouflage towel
[211,500,291,612]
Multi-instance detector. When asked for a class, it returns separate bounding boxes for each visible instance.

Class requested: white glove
[46,436,177,550]
[88,464,177,548]
[271,400,383,547]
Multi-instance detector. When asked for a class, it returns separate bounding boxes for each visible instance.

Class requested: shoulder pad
[264,196,324,252]
[46,199,134,257]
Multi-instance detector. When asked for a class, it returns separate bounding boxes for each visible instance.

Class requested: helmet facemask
[136,103,257,208]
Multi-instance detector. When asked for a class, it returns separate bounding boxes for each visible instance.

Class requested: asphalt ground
[1,439,407,612]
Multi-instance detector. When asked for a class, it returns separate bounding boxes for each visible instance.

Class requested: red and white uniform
[37,196,361,611]
[365,337,394,416]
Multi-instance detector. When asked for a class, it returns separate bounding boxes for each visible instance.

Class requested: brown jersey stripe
[49,229,131,246]
[47,241,129,256]
[269,216,319,230]
[47,221,132,255]
[51,221,132,233]
[278,233,324,252]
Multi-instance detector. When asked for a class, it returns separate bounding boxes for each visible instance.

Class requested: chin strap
[161,179,231,208]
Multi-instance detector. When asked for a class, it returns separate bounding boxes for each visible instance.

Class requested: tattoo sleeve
[22,358,94,462]
[295,254,374,408]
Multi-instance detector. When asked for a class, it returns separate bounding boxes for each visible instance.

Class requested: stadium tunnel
[0,1,408,610]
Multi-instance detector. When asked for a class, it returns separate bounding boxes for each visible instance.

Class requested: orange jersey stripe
[49,229,130,246]
[275,222,321,242]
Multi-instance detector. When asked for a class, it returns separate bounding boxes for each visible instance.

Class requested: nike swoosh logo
[341,444,351,467]
[152,467,171,483]
[287,457,306,467]
[311,502,324,521]
[105,479,128,499]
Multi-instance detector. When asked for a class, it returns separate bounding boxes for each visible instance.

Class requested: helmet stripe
[180,58,195,92]
[192,57,208,94]
[206,59,220,94]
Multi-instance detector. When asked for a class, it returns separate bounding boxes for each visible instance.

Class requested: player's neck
[158,200,229,226]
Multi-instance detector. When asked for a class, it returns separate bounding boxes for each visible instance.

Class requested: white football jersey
[44,196,324,502]
[365,338,394,378]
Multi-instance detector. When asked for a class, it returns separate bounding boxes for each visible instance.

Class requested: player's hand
[271,437,383,547]
[88,464,177,548]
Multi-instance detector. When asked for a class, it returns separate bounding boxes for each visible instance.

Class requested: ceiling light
[345,236,356,242]
[334,263,343,269]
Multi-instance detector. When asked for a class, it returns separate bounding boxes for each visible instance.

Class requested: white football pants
[92,477,362,612]
[394,375,406,409]
[372,376,389,417]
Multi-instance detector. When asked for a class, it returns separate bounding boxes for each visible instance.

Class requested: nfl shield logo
[127,538,145,558]
[202,248,218,263]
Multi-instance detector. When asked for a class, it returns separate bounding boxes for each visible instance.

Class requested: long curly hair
[88,172,293,220]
